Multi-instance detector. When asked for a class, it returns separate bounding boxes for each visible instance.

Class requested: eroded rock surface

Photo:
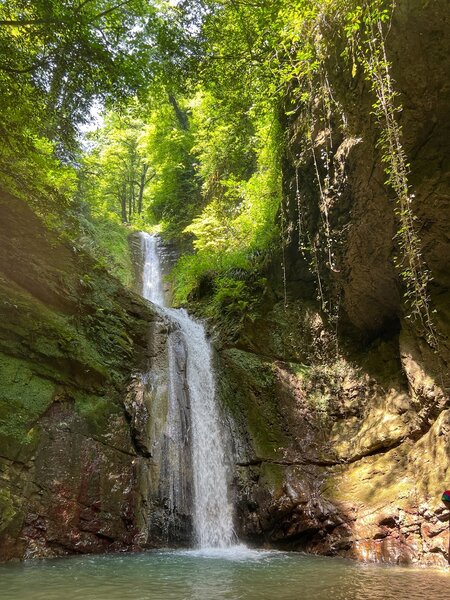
[217,298,449,566]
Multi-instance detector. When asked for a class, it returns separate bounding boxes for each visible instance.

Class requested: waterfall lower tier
[138,232,234,548]
[167,309,234,547]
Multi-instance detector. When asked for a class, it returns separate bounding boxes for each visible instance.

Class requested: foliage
[0,0,437,345]
[0,134,78,225]
[169,102,282,325]
[0,0,158,151]
[140,96,201,236]
[248,0,435,342]
[80,105,152,225]
[77,206,134,287]
[0,0,169,233]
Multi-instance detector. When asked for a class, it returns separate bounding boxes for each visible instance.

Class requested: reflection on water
[0,548,449,600]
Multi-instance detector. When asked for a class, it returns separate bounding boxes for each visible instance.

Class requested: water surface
[1,548,449,600]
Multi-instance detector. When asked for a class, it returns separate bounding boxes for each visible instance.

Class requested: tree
[0,0,169,216]
[140,97,201,236]
[0,0,160,152]
[80,107,152,223]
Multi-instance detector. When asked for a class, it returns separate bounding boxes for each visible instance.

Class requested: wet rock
[215,0,450,568]
[0,192,154,561]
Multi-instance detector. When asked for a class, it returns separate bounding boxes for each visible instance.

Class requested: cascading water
[141,233,165,306]
[139,232,234,548]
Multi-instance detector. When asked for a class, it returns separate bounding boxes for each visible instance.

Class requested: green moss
[0,195,154,506]
[74,391,120,434]
[307,390,331,426]
[0,277,116,385]
[239,299,327,364]
[225,348,275,388]
[246,398,287,458]
[289,358,352,427]
[0,488,16,533]
[219,348,289,459]
[322,449,413,507]
[78,213,134,288]
[0,353,55,441]
[260,462,285,494]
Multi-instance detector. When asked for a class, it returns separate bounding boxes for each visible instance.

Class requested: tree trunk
[120,193,127,223]
[131,179,135,216]
[128,185,132,222]
[168,94,189,131]
[138,164,149,214]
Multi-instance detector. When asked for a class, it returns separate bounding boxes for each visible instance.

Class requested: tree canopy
[2,0,430,335]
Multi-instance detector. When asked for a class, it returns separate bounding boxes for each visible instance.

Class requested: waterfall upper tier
[141,233,166,307]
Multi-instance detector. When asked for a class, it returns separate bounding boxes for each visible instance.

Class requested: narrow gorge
[1,0,450,597]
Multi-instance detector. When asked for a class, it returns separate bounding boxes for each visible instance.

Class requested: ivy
[274,0,436,346]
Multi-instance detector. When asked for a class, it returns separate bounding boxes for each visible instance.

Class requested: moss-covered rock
[210,0,450,567]
[0,190,157,560]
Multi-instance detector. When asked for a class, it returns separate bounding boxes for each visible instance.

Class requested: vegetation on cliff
[0,0,438,343]
[1,0,446,418]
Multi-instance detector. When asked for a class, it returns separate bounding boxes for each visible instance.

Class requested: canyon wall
[217,0,450,567]
[0,192,161,560]
[1,0,449,568]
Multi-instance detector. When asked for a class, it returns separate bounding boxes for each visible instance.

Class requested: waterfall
[141,233,165,307]
[139,232,234,548]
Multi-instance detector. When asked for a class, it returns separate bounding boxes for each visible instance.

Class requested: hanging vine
[344,0,436,346]
[283,10,347,333]
[278,0,436,347]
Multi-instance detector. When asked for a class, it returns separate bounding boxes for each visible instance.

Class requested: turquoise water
[1,547,449,600]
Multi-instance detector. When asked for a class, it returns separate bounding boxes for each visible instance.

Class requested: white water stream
[140,232,234,548]
[141,232,166,307]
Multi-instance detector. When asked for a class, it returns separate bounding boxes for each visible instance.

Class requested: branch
[168,93,189,131]
[0,62,37,74]
[88,0,134,23]
[0,19,59,26]
[77,0,97,10]
[0,1,133,29]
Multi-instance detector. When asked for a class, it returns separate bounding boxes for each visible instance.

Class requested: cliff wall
[0,192,159,560]
[218,0,450,567]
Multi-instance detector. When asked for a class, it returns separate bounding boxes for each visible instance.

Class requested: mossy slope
[0,191,155,560]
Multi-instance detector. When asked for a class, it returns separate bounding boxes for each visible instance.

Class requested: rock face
[218,306,450,567]
[125,319,195,548]
[216,0,450,567]
[0,191,161,560]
